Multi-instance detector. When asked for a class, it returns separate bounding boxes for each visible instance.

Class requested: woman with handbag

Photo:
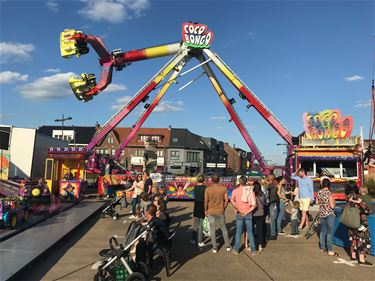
[316,178,337,256]
[345,182,373,267]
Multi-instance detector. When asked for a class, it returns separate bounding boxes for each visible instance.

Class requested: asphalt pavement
[14,201,375,281]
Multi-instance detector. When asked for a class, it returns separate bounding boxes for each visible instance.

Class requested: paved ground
[15,201,375,281]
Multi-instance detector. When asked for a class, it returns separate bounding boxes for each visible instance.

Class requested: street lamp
[54,114,72,141]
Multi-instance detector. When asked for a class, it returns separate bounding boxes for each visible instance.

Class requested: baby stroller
[94,221,153,281]
[305,214,320,239]
[101,196,123,220]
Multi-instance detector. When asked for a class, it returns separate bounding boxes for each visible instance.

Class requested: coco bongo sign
[182,22,214,48]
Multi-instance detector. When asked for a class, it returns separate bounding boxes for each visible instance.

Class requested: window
[157,150,164,157]
[316,161,340,178]
[140,135,149,141]
[342,161,357,178]
[172,138,178,143]
[104,149,108,155]
[107,137,113,144]
[111,149,115,156]
[151,136,160,141]
[134,150,144,157]
[170,151,180,160]
[301,161,314,176]
[187,152,199,162]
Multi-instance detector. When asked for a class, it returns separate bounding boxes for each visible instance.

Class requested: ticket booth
[45,147,89,200]
[294,109,363,200]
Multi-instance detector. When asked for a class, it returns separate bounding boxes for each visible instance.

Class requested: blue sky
[0,0,374,165]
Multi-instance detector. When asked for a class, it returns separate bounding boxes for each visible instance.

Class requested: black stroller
[94,221,152,281]
[101,196,123,220]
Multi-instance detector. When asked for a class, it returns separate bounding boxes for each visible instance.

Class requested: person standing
[204,174,231,253]
[143,171,153,194]
[268,174,279,240]
[252,181,267,252]
[276,176,288,235]
[316,178,337,256]
[291,168,314,230]
[127,173,144,219]
[190,174,207,247]
[231,176,257,255]
[345,182,373,266]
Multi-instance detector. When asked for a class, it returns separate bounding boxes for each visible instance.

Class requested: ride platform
[0,200,105,281]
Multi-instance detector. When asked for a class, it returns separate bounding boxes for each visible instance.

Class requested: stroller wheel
[136,262,149,277]
[113,213,119,220]
[127,272,145,281]
[94,271,113,281]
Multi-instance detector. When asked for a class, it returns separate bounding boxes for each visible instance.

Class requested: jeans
[253,215,266,247]
[131,197,138,215]
[269,202,279,237]
[290,219,299,235]
[208,215,230,250]
[234,213,256,252]
[277,201,286,232]
[193,217,204,244]
[320,214,335,252]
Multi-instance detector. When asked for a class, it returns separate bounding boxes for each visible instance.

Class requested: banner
[0,152,10,180]
[59,181,81,201]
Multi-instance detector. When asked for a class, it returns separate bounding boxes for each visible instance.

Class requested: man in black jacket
[267,174,279,240]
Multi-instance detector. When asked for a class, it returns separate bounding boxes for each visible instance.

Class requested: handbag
[202,216,211,237]
[339,206,360,228]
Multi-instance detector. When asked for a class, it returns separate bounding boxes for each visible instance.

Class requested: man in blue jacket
[291,168,314,231]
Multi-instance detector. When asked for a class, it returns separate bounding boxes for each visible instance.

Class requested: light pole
[54,114,72,141]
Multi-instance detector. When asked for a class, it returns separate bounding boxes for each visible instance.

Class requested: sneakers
[258,245,263,252]
[198,242,205,247]
[232,250,240,255]
[250,250,259,256]
[226,246,232,252]
[212,249,218,254]
[278,231,285,235]
[359,260,374,267]
[358,225,366,232]
[129,215,135,219]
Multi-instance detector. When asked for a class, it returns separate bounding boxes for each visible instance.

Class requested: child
[287,201,300,236]
[139,192,152,218]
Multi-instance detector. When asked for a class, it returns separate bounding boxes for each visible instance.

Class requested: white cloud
[0,42,35,63]
[345,75,364,82]
[105,83,127,92]
[0,71,28,83]
[44,68,61,73]
[210,116,226,120]
[154,101,184,113]
[78,0,150,23]
[111,95,132,110]
[354,99,371,108]
[18,72,77,100]
[46,0,58,12]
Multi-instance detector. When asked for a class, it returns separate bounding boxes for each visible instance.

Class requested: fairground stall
[45,147,89,200]
[294,109,363,200]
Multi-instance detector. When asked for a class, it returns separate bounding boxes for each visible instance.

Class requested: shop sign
[301,136,359,146]
[182,22,213,48]
[303,109,353,141]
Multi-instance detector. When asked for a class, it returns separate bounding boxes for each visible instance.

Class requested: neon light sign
[303,109,353,140]
[182,22,213,48]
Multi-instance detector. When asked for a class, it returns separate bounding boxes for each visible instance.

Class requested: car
[0,197,29,229]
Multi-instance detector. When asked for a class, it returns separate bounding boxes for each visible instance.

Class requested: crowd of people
[110,168,373,267]
[189,169,373,266]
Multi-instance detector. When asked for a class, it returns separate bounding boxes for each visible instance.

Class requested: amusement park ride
[60,22,296,176]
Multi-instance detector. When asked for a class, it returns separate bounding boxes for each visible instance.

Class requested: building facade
[224,143,251,175]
